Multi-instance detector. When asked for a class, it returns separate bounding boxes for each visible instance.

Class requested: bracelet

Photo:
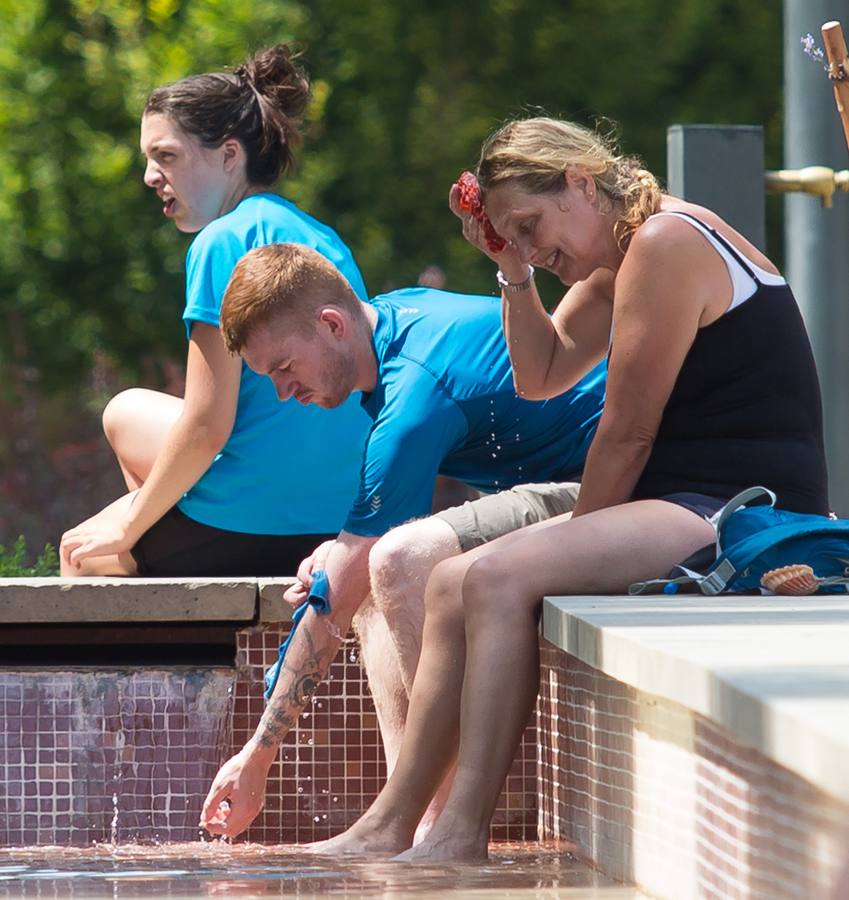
[496,265,535,294]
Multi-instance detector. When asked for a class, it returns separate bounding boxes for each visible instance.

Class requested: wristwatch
[496,265,535,294]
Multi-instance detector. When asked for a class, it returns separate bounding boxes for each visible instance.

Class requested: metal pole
[785,0,849,514]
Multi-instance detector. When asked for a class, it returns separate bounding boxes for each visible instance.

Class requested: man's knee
[369,525,418,593]
[369,517,460,602]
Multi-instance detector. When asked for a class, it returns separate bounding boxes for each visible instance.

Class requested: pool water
[0,841,644,898]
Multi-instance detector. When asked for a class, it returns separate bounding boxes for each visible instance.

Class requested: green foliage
[0,536,59,576]
[0,0,304,393]
[290,0,782,304]
[0,0,783,384]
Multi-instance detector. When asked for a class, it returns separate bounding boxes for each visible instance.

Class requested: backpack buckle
[701,559,737,595]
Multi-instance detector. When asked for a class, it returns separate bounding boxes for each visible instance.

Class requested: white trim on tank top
[652,210,785,311]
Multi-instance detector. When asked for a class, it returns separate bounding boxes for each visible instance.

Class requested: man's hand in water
[199,742,275,837]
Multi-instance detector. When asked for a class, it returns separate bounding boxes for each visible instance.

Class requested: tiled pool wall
[0,624,537,847]
[232,626,538,844]
[3,624,847,899]
[0,669,232,845]
[536,642,849,900]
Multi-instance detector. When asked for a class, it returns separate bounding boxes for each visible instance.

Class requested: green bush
[0,536,59,576]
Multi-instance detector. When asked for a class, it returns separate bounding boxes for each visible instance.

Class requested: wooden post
[822,20,849,153]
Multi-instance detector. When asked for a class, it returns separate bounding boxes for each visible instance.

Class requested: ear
[317,307,347,339]
[564,169,598,206]
[221,138,244,174]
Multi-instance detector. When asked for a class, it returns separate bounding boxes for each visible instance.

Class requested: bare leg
[398,500,715,862]
[306,518,465,855]
[368,518,462,697]
[352,595,409,772]
[59,390,182,577]
[315,500,714,859]
[102,388,182,489]
[309,546,471,856]
[367,518,464,840]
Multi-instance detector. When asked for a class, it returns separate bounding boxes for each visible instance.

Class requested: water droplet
[491,453,497,458]
[496,445,501,450]
[298,787,304,794]
[314,816,321,822]
[333,796,338,802]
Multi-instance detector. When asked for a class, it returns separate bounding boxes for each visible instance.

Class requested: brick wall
[537,642,849,899]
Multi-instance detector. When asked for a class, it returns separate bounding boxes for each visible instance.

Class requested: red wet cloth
[454,171,507,253]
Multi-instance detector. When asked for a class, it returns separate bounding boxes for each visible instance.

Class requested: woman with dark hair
[311,116,828,861]
[60,45,369,576]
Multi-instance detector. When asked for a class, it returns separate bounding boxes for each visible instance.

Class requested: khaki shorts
[434,482,581,552]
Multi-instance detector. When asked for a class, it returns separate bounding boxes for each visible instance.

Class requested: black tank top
[628,213,829,515]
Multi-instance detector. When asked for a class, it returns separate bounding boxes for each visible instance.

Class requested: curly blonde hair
[476,117,661,251]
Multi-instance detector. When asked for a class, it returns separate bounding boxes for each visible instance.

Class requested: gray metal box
[667,124,765,250]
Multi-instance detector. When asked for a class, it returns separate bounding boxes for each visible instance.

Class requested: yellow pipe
[764,165,849,208]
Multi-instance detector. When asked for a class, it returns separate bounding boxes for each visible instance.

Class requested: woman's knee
[423,555,474,625]
[461,554,531,621]
[102,388,146,447]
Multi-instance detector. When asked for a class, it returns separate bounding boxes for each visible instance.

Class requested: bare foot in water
[392,828,488,863]
[304,816,413,857]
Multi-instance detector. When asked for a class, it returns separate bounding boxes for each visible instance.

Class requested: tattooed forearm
[253,615,338,751]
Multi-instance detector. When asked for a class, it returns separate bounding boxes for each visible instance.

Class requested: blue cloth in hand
[263,570,332,700]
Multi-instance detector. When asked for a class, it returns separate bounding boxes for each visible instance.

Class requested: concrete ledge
[0,577,258,623]
[543,594,849,805]
[258,578,297,623]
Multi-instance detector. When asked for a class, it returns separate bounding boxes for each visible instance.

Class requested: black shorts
[659,492,727,520]
[130,506,335,578]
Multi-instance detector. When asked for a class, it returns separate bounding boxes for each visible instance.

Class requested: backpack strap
[709,486,777,554]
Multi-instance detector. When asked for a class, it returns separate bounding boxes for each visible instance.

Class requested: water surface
[0,841,643,898]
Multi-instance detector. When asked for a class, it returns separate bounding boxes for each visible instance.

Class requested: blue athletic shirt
[177,193,371,535]
[343,288,606,536]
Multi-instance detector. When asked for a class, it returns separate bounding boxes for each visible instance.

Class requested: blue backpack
[629,487,849,596]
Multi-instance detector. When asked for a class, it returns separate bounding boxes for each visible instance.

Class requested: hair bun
[236,44,309,122]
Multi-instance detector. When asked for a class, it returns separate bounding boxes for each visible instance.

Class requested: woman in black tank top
[315,116,829,863]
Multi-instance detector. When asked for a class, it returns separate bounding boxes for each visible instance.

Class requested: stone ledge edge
[542,594,849,806]
[0,577,298,624]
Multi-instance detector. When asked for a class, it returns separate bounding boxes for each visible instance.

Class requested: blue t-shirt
[344,288,606,536]
[177,193,371,535]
